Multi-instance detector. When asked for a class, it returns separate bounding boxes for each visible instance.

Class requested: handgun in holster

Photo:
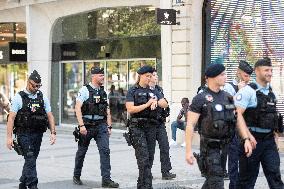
[73,126,81,142]
[13,139,23,156]
[123,132,132,146]
[193,152,206,175]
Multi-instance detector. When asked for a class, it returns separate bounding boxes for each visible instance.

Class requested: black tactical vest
[14,91,49,132]
[155,85,170,122]
[81,85,108,117]
[131,85,158,119]
[243,83,278,130]
[199,91,236,140]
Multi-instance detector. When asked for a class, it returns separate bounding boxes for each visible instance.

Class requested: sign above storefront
[156,8,178,25]
[9,42,27,62]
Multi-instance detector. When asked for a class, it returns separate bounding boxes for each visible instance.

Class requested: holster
[193,152,207,175]
[277,113,283,133]
[13,138,23,156]
[123,132,132,146]
[73,126,81,142]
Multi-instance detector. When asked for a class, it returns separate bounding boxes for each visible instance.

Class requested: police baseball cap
[91,67,104,74]
[238,60,253,75]
[205,63,225,78]
[29,70,41,83]
[255,57,272,68]
[137,65,154,75]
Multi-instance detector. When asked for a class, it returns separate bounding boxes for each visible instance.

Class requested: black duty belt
[251,131,274,140]
[130,118,159,125]
[83,118,106,127]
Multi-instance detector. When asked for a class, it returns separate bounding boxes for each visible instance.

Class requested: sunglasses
[29,81,42,88]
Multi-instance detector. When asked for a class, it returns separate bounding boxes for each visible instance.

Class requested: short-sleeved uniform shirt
[234,81,273,133]
[126,84,163,103]
[223,79,238,96]
[77,82,106,120]
[11,89,51,113]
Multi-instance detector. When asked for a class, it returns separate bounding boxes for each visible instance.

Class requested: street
[0,126,283,189]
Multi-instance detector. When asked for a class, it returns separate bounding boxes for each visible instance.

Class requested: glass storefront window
[106,61,128,127]
[0,63,28,122]
[0,22,26,45]
[61,62,83,124]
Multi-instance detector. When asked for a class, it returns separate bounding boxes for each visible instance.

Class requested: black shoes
[19,183,27,189]
[102,179,119,188]
[162,172,176,180]
[73,176,83,185]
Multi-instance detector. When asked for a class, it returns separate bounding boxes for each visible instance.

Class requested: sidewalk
[0,124,283,189]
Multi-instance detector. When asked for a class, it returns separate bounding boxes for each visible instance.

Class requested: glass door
[60,61,83,124]
[106,60,128,128]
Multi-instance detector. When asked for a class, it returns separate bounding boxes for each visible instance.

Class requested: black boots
[19,183,27,189]
[73,176,83,185]
[102,179,119,188]
[162,172,176,180]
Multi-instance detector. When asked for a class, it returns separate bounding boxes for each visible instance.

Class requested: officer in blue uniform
[73,67,119,188]
[235,57,284,189]
[185,63,252,189]
[149,69,176,180]
[126,65,168,189]
[223,60,254,188]
[6,70,56,189]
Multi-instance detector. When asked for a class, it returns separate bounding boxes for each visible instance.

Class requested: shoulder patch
[236,94,242,101]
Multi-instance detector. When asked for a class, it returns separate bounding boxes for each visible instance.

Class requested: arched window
[203,0,284,112]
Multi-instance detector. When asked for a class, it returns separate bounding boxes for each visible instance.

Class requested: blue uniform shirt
[77,83,105,120]
[11,89,51,113]
[235,81,272,133]
[223,79,238,96]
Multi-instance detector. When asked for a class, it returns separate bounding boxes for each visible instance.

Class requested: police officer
[223,60,254,188]
[73,67,119,188]
[235,57,284,189]
[6,70,56,189]
[126,65,168,189]
[148,69,176,180]
[185,63,252,189]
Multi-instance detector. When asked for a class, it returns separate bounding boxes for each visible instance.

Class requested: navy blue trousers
[18,132,43,187]
[74,123,111,180]
[237,135,284,189]
[228,135,241,189]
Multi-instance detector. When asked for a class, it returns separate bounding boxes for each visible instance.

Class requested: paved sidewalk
[0,125,283,189]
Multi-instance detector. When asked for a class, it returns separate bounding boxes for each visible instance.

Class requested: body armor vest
[199,91,236,140]
[155,85,170,122]
[132,85,158,119]
[244,83,278,130]
[81,85,108,117]
[14,91,48,132]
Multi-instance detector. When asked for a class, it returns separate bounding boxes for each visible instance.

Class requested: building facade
[0,0,283,132]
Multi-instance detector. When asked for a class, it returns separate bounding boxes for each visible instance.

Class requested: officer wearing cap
[235,58,284,188]
[223,60,254,188]
[126,65,168,189]
[185,63,252,189]
[6,70,56,189]
[148,69,176,180]
[72,66,119,188]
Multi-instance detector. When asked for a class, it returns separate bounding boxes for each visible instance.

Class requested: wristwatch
[108,125,112,129]
[51,131,56,135]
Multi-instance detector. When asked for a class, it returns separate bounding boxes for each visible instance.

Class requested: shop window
[203,0,284,124]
